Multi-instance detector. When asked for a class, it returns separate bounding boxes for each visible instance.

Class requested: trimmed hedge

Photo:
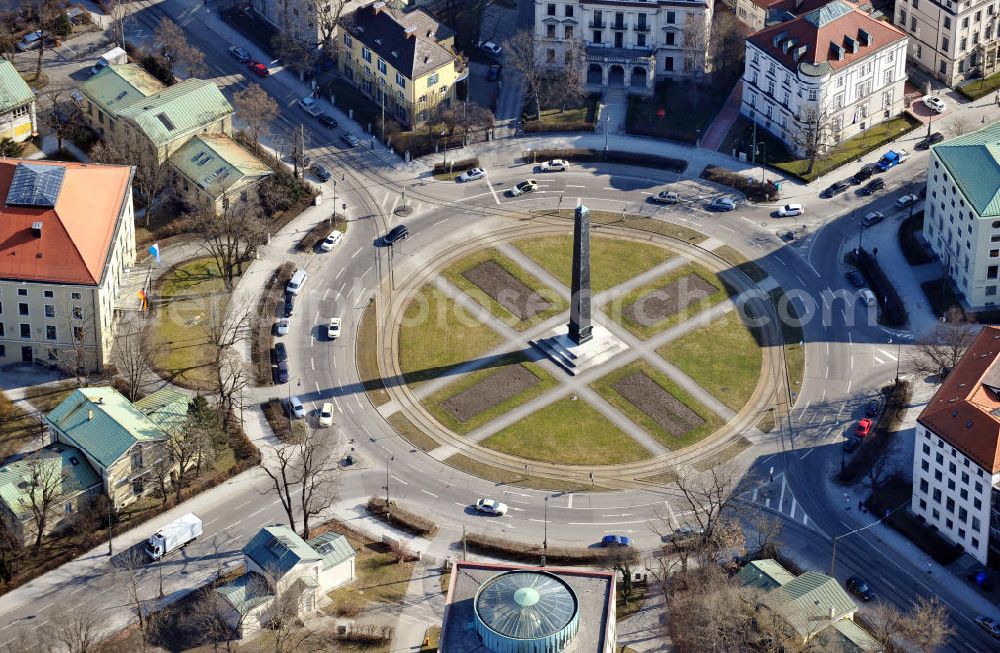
[523,120,594,134]
[523,148,687,174]
[898,212,933,266]
[838,381,911,485]
[252,262,295,385]
[464,531,639,566]
[262,398,291,441]
[848,248,908,327]
[701,165,779,202]
[297,214,348,252]
[433,157,479,176]
[367,496,438,537]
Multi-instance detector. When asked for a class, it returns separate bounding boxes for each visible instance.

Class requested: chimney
[404,25,417,39]
[829,606,836,619]
[372,1,385,13]
[31,221,42,238]
[97,397,103,404]
[87,409,93,421]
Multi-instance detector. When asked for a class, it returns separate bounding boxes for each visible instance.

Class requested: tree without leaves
[193,199,268,290]
[950,114,975,137]
[0,524,22,584]
[115,323,153,402]
[791,108,837,174]
[709,11,744,85]
[233,84,278,155]
[901,595,953,653]
[90,125,172,225]
[0,12,19,63]
[910,306,976,381]
[680,13,708,77]
[866,602,905,653]
[150,446,173,507]
[314,0,348,56]
[37,602,111,653]
[504,30,545,120]
[30,0,62,79]
[866,447,891,500]
[664,465,747,569]
[155,16,206,78]
[114,549,153,650]
[40,88,89,153]
[23,453,67,551]
[552,41,586,111]
[188,590,238,653]
[168,414,216,502]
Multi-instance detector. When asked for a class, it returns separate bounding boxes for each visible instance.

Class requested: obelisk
[568,202,593,345]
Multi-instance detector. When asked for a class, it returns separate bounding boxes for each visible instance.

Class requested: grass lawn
[958,72,1000,100]
[514,235,672,293]
[442,248,568,329]
[421,626,442,652]
[21,380,77,414]
[591,360,723,451]
[766,289,805,392]
[523,97,599,131]
[425,357,557,434]
[660,311,762,412]
[532,209,708,245]
[357,300,391,406]
[612,264,729,340]
[398,284,504,386]
[712,245,769,284]
[326,536,416,611]
[443,453,591,491]
[149,257,230,390]
[387,412,439,452]
[692,436,752,472]
[626,79,731,142]
[0,391,45,460]
[481,396,650,465]
[617,584,650,622]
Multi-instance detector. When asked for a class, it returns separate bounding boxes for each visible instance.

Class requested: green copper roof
[803,0,854,27]
[308,531,356,570]
[736,559,796,591]
[214,571,274,613]
[46,387,169,469]
[167,133,272,197]
[932,123,1000,218]
[116,79,233,147]
[243,526,323,580]
[825,618,882,652]
[0,61,34,114]
[81,63,165,115]
[0,443,101,521]
[133,388,190,435]
[761,571,857,639]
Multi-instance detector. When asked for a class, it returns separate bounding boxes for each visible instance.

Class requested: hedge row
[701,165,779,202]
[464,531,638,566]
[626,122,698,145]
[523,121,595,134]
[297,214,348,253]
[523,148,687,174]
[251,262,295,385]
[898,212,933,266]
[850,248,908,327]
[261,398,291,441]
[838,381,911,485]
[367,496,438,537]
[433,157,479,176]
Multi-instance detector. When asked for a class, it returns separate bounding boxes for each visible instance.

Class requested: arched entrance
[630,66,646,89]
[587,63,603,84]
[608,64,625,86]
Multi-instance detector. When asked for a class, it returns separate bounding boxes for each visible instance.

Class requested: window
[973,516,981,530]
[933,488,942,503]
[637,33,646,46]
[362,46,372,63]
[932,508,940,519]
[807,89,817,100]
[73,326,83,340]
[546,48,556,63]
[973,537,980,548]
[664,57,673,71]
[916,44,922,58]
[72,306,82,320]
[947,479,956,490]
[900,9,907,24]
[132,451,143,470]
[547,3,555,15]
[960,37,967,51]
[911,16,917,30]
[959,507,968,522]
[962,16,969,28]
[564,25,573,38]
[19,324,29,338]
[944,16,951,29]
[45,325,56,340]
[16,289,26,296]
[395,72,406,88]
[942,37,950,52]
[43,290,52,298]
[593,30,602,42]
[131,479,144,496]
[884,70,894,85]
[946,497,955,511]
[921,459,930,471]
[948,461,956,473]
[377,58,387,74]
[666,11,675,23]
[936,452,944,464]
[17,303,27,316]
[960,488,969,499]
[919,498,927,509]
[912,0,918,7]
[666,31,675,45]
[0,324,4,337]
[923,444,931,455]
[976,481,984,492]
[834,93,844,109]
[974,497,983,509]
[343,33,352,48]
[920,479,929,493]
[934,469,943,481]
[547,24,556,38]
[565,5,573,17]
[427,72,439,87]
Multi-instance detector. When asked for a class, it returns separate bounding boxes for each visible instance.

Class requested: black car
[384,224,409,245]
[228,46,251,63]
[274,360,290,384]
[843,437,861,453]
[273,342,288,363]
[860,178,885,195]
[916,132,944,150]
[283,293,295,318]
[318,113,338,128]
[866,395,884,417]
[845,269,865,288]
[852,165,877,184]
[824,181,851,197]
[846,575,875,601]
[311,164,332,182]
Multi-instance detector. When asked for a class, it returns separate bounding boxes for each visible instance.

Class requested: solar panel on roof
[6,163,65,208]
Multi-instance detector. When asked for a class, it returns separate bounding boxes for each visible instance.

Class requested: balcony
[611,21,627,30]
[585,44,654,66]
[634,22,650,32]
[588,20,605,28]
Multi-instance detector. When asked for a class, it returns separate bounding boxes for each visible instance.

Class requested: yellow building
[340,1,467,128]
[0,60,37,143]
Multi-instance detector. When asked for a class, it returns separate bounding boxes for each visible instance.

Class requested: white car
[776,203,804,217]
[475,498,508,515]
[458,167,487,182]
[298,96,322,116]
[287,396,306,419]
[709,196,737,212]
[509,179,538,196]
[540,159,568,172]
[327,317,341,340]
[320,230,344,252]
[318,402,334,427]
[479,41,502,57]
[924,96,947,113]
[650,190,680,204]
[275,318,289,336]
[896,194,920,208]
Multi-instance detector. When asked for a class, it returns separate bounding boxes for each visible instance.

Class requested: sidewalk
[700,81,742,151]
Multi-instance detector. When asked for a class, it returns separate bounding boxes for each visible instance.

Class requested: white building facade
[922,124,1000,310]
[741,0,908,156]
[533,0,713,95]
[894,0,1000,87]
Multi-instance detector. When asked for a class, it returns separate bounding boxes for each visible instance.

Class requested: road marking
[528,518,545,523]
[350,247,362,259]
[876,347,897,361]
[454,502,467,508]
[568,519,647,526]
[39,602,53,612]
[779,476,786,508]
[361,266,372,280]
[421,489,438,498]
[601,513,633,517]
[233,500,251,510]
[333,396,341,410]
[566,184,586,188]
[488,183,501,204]
[566,493,573,509]
[800,448,815,460]
[433,219,446,226]
[790,497,798,520]
[391,474,408,485]
[315,381,321,394]
[774,256,787,266]
[224,520,241,530]
[310,358,315,371]
[323,289,330,300]
[248,506,268,519]
[752,488,758,501]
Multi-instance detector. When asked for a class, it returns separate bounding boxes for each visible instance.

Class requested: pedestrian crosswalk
[739,473,821,532]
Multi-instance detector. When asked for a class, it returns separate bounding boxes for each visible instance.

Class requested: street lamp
[385,454,395,506]
[541,495,549,567]
[889,336,901,382]
[603,115,610,157]
[757,142,768,184]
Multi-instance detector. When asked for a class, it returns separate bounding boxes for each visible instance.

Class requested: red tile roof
[0,160,133,285]
[918,327,1000,473]
[747,0,905,73]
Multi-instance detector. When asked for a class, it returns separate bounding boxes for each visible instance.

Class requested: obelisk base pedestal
[532,323,629,376]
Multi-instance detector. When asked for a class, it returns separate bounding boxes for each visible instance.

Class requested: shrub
[433,157,479,176]
[523,120,594,134]
[297,214,347,252]
[0,138,24,158]
[523,148,686,174]
[838,381,911,485]
[701,165,779,202]
[251,263,295,385]
[367,496,437,537]
[848,248,908,327]
[463,531,638,566]
[261,398,291,441]
[898,212,932,266]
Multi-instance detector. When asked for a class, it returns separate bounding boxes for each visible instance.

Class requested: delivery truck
[145,513,202,560]
[90,46,127,76]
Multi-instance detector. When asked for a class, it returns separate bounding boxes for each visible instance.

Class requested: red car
[855,418,874,438]
[247,61,269,77]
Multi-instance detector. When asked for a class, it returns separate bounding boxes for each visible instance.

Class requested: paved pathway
[617,589,670,652]
[600,87,628,135]
[700,81,743,152]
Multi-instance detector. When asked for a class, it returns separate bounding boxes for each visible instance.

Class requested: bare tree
[116,323,153,402]
[90,126,171,225]
[115,549,153,650]
[709,11,745,84]
[23,452,68,551]
[0,524,22,584]
[504,30,545,120]
[168,416,214,502]
[314,0,348,56]
[233,84,278,154]
[680,12,708,76]
[901,596,953,653]
[867,602,904,653]
[950,114,975,137]
[670,466,745,561]
[155,16,206,77]
[911,307,976,380]
[150,446,173,507]
[264,582,312,653]
[553,40,586,111]
[749,511,783,555]
[189,591,237,653]
[40,88,88,153]
[38,602,111,653]
[792,108,836,175]
[0,12,19,63]
[260,423,338,539]
[867,448,891,501]
[30,0,62,79]
[605,546,637,606]
[193,200,267,290]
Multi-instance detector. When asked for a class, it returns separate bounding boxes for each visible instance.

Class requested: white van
[286,268,307,295]
[91,47,127,76]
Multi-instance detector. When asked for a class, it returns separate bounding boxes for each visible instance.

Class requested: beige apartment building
[894,0,1000,85]
[0,160,135,372]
